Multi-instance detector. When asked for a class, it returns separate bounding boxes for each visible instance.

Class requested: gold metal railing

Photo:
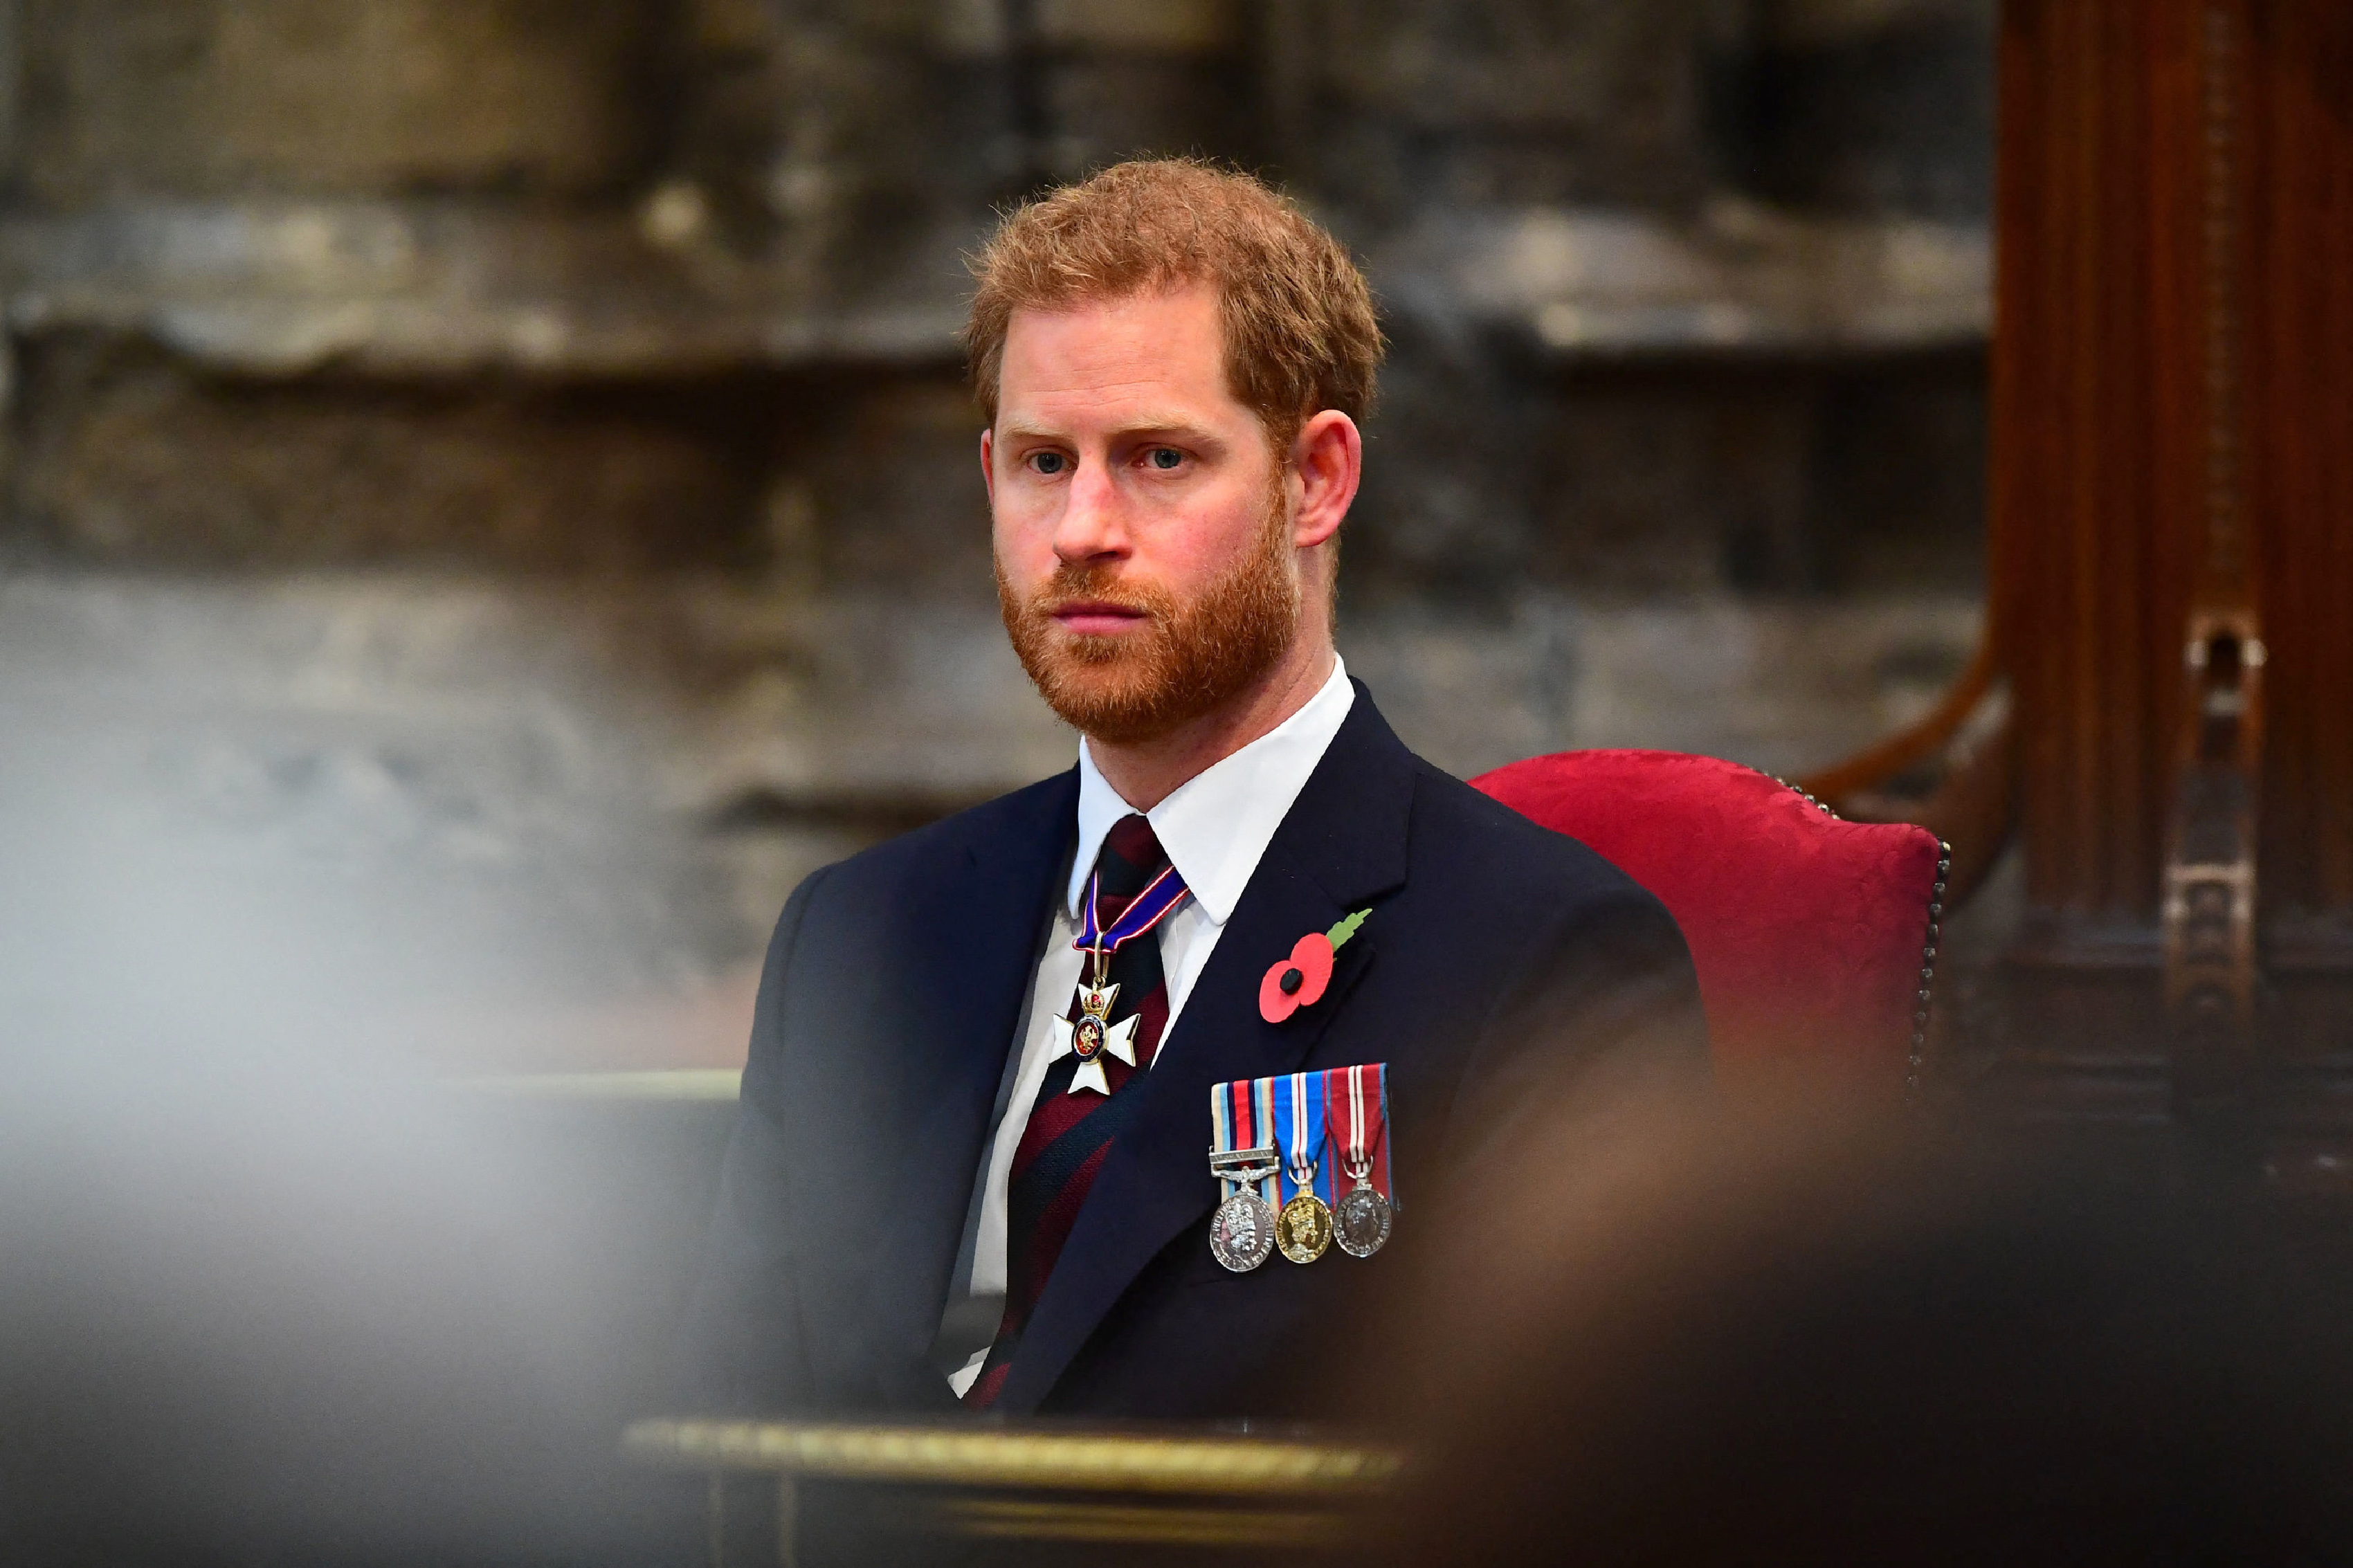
[624,1417,1405,1567]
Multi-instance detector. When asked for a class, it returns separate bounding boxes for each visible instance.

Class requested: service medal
[1276,1189,1333,1264]
[1332,1062,1394,1259]
[1334,1183,1392,1259]
[1210,1189,1278,1272]
[1274,1070,1334,1264]
[1208,1082,1282,1272]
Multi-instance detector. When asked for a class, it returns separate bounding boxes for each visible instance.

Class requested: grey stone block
[1038,55,1257,181]
[1304,0,1719,214]
[1723,0,1995,219]
[786,374,995,597]
[10,336,763,569]
[17,0,662,202]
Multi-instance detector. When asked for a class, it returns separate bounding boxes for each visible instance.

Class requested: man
[680,160,1705,1419]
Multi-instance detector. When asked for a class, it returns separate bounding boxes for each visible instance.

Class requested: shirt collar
[1069,655,1355,925]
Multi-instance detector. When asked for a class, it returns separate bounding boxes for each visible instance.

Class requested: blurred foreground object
[630,1096,2353,1567]
[0,1073,732,1567]
[1473,749,1947,1093]
[624,1417,1399,1567]
[1800,1,2353,1175]
[1365,1094,2353,1566]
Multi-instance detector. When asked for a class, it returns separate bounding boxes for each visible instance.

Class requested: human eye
[1027,450,1070,477]
[1145,446,1185,471]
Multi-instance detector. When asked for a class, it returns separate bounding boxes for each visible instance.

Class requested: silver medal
[1335,1181,1392,1258]
[1210,1189,1278,1272]
[1334,1063,1393,1258]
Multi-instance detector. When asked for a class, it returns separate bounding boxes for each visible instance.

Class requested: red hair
[965,158,1383,453]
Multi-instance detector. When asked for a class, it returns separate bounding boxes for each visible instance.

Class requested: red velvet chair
[1471,749,1949,1093]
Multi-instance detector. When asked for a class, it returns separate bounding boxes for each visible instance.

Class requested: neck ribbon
[1073,862,1191,964]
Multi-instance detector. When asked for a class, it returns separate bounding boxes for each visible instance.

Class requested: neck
[1086,635,1336,811]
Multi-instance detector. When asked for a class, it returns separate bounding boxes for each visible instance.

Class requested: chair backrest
[1471,749,1945,1088]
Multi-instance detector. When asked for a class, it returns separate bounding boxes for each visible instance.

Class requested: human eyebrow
[1117,422,1226,450]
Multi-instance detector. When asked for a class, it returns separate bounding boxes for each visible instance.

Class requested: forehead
[995,283,1245,429]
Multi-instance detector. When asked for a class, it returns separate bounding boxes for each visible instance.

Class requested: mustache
[1028,563,1169,620]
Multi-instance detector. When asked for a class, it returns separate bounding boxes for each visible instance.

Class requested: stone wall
[15,0,664,201]
[0,0,2000,1064]
[1298,0,1737,216]
[0,0,1995,587]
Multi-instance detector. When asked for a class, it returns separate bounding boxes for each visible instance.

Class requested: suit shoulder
[745,770,1072,1043]
[1406,758,1657,911]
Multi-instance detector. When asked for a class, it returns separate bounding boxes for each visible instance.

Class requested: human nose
[1051,457,1130,565]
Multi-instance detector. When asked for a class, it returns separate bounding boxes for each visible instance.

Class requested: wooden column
[1992,0,2353,1160]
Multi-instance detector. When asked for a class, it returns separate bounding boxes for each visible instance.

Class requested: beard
[997,489,1302,747]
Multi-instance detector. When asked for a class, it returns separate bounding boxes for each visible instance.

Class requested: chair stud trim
[1776,776,1945,1100]
[1907,842,1952,1102]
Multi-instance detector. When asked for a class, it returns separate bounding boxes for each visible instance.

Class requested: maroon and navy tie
[965,813,1183,1409]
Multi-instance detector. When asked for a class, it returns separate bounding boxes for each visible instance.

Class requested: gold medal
[1276,1189,1333,1263]
[1274,1070,1333,1263]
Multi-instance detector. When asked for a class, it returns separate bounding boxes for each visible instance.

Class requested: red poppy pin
[1260,909,1371,1023]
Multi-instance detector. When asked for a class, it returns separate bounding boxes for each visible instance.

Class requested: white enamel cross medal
[1054,860,1191,1096]
[1049,965,1141,1096]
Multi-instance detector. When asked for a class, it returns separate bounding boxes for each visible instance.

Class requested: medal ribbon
[1255,1077,1280,1204]
[1289,1073,1312,1191]
[1271,1070,1334,1205]
[1074,862,1190,961]
[1219,1072,1385,1208]
[1345,1064,1369,1176]
[1321,1063,1392,1203]
[1210,1077,1279,1206]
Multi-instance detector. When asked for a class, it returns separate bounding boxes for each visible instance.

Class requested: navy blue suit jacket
[680,685,1706,1419]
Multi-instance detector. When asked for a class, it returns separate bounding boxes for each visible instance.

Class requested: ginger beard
[997,481,1302,746]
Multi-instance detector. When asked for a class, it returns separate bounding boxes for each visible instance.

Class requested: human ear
[980,428,996,506]
[1290,410,1361,549]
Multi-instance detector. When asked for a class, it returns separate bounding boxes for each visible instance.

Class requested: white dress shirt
[938,655,1357,1395]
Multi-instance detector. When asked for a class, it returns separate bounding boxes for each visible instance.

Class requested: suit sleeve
[671,864,832,1412]
[1442,879,1710,1183]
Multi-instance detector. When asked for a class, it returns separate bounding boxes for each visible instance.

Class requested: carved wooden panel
[2246,3,2353,1120]
[1990,0,2353,1128]
[2248,8,2353,924]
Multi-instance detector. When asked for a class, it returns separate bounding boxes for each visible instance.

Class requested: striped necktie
[965,813,1180,1409]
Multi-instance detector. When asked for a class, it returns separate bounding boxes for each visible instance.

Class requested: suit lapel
[859,770,1076,1398]
[994,690,1417,1414]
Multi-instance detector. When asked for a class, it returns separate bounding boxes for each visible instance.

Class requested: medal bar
[1207,1064,1397,1270]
